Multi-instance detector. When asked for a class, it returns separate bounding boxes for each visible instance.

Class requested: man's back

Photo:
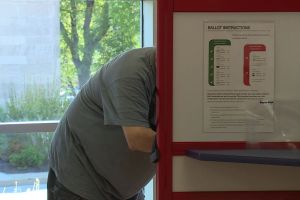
[49,47,156,200]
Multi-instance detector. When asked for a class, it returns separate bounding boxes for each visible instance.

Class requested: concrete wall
[0,0,59,108]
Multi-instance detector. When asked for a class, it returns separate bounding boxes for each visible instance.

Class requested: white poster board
[172,12,300,192]
[173,12,300,142]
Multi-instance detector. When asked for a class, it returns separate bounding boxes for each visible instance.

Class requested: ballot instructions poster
[203,22,275,133]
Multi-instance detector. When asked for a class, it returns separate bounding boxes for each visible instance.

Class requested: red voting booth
[156,0,300,200]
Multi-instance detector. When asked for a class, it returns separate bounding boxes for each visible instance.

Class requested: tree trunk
[60,0,109,89]
[77,64,91,88]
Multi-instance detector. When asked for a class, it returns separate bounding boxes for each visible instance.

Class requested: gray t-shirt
[49,47,156,200]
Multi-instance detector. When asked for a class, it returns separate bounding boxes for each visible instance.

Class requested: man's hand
[122,126,156,153]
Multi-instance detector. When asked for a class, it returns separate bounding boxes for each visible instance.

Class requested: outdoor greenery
[0,132,53,169]
[9,145,45,169]
[60,0,140,94]
[0,0,141,169]
[5,85,69,122]
[0,84,69,169]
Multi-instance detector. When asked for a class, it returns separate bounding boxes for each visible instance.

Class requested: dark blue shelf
[186,149,300,167]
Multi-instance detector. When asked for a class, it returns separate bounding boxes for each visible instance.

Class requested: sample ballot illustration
[244,44,267,86]
[208,39,231,86]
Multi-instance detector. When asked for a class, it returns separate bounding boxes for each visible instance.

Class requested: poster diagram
[208,39,231,86]
[243,44,267,86]
[203,22,275,133]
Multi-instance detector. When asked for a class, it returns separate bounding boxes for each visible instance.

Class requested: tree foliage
[60,0,140,93]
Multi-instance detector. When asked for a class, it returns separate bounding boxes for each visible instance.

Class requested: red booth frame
[156,0,300,200]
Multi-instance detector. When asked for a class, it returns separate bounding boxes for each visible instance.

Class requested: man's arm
[122,126,156,153]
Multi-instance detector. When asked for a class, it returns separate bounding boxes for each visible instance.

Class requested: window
[0,0,154,199]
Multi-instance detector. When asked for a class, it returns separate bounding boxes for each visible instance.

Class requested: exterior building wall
[0,0,60,108]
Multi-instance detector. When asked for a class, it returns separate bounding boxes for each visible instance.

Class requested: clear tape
[245,99,300,149]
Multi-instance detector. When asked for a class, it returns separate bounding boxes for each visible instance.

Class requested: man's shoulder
[121,47,155,57]
[111,47,155,70]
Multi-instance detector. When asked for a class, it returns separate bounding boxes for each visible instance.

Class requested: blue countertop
[186,149,300,167]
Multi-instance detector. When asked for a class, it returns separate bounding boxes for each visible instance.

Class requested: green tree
[60,0,140,91]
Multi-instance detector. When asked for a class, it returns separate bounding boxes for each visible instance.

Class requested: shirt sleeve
[101,77,151,128]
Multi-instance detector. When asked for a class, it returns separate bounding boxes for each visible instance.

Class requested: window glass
[0,132,51,198]
[0,0,61,122]
[0,0,148,199]
[0,0,141,123]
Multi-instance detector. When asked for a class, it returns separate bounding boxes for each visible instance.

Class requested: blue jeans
[47,169,144,200]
